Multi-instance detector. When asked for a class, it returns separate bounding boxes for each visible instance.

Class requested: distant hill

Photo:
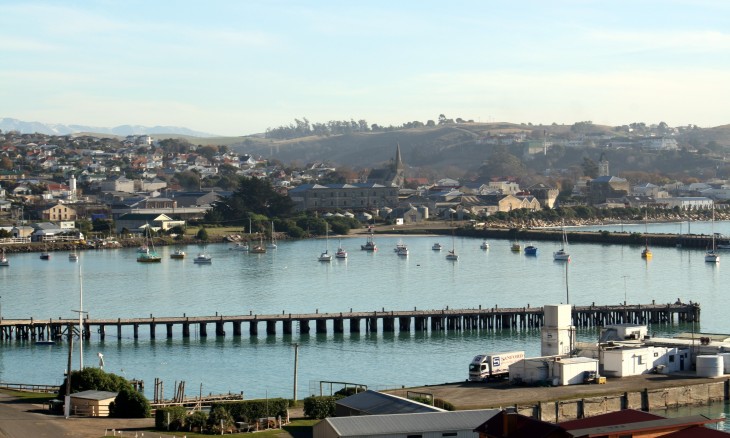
[0,118,217,137]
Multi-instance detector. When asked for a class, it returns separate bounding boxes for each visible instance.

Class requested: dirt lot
[387,373,724,410]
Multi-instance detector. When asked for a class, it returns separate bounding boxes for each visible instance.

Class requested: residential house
[587,176,630,205]
[41,203,77,221]
[115,213,184,234]
[526,183,559,208]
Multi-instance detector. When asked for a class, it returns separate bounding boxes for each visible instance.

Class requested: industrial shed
[313,409,499,438]
[69,390,118,417]
[335,390,442,417]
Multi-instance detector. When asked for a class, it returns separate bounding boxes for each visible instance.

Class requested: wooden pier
[0,303,699,342]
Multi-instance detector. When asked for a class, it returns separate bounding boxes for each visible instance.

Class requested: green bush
[303,396,338,419]
[196,226,209,241]
[110,387,151,418]
[208,405,234,434]
[188,410,208,431]
[209,398,289,423]
[155,406,187,431]
[58,367,132,397]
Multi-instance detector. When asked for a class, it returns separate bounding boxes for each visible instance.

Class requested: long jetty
[0,302,699,342]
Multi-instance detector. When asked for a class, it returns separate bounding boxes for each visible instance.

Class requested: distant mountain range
[0,118,216,137]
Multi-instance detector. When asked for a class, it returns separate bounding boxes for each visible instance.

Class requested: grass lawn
[0,389,57,404]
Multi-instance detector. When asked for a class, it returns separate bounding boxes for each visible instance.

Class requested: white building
[601,346,689,377]
[508,356,599,386]
[660,197,713,210]
[541,304,575,356]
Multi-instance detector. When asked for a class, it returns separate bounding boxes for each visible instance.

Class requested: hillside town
[0,126,729,242]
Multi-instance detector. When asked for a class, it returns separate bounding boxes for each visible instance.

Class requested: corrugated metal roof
[70,390,118,401]
[337,390,442,415]
[324,409,499,436]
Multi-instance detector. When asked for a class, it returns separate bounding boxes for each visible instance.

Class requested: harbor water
[1,221,729,402]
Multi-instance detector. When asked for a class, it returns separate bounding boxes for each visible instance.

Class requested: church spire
[395,143,403,172]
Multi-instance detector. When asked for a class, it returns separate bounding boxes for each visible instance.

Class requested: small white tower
[69,174,77,200]
[541,304,575,356]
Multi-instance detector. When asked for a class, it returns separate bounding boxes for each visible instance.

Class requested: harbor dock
[0,302,700,342]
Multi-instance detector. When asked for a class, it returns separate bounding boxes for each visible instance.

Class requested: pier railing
[0,302,699,342]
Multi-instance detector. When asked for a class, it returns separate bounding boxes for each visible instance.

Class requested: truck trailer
[468,351,525,382]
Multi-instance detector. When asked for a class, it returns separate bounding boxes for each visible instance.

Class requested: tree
[477,146,526,179]
[207,405,234,434]
[110,386,151,418]
[196,226,209,241]
[581,157,599,178]
[206,177,294,223]
[59,368,132,397]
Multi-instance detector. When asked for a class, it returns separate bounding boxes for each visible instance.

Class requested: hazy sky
[2,1,729,136]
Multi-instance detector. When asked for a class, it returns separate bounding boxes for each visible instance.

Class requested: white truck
[468,351,525,382]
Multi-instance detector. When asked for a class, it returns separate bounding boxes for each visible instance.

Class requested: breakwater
[422,227,730,249]
[0,303,700,342]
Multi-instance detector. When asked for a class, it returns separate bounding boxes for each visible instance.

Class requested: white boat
[335,239,348,259]
[268,221,278,249]
[193,253,212,264]
[432,242,442,251]
[446,231,458,260]
[170,249,186,259]
[705,206,720,263]
[319,224,333,261]
[40,247,50,260]
[0,248,8,267]
[510,242,521,252]
[394,240,408,256]
[553,222,571,261]
[480,241,489,250]
[229,242,250,252]
[250,235,266,254]
[68,252,79,262]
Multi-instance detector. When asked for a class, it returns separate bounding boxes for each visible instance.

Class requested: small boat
[193,253,212,264]
[268,221,278,249]
[524,245,538,256]
[40,251,50,260]
[170,249,186,259]
[319,224,333,262]
[432,242,442,251]
[68,252,79,262]
[553,222,571,261]
[641,246,652,259]
[136,225,161,263]
[361,232,377,251]
[230,242,250,252]
[396,245,409,256]
[335,239,347,259]
[510,242,521,252]
[480,241,489,250]
[446,230,458,260]
[250,235,266,254]
[0,248,9,267]
[705,206,720,263]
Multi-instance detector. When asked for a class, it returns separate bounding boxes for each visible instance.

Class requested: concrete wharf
[0,302,699,342]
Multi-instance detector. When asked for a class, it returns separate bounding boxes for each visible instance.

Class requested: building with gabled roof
[114,213,183,234]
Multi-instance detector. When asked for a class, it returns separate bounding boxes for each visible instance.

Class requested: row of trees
[264,114,471,140]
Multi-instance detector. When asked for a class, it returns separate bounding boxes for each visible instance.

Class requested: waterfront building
[287,183,398,212]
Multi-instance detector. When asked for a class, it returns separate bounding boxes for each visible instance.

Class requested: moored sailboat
[553,222,571,261]
[705,206,720,263]
[136,226,161,263]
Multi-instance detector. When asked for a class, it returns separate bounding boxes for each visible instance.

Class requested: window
[669,355,675,362]
[407,435,423,438]
[654,352,659,357]
[442,433,457,437]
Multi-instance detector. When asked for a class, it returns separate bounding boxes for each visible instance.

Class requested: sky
[1,1,730,137]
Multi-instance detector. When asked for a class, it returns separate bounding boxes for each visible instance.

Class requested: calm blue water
[1,221,729,401]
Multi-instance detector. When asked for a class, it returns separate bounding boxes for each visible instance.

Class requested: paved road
[0,393,172,438]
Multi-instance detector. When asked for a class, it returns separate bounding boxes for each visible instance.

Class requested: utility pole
[64,336,73,418]
[293,343,299,403]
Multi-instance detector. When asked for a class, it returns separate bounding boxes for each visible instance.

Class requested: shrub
[58,367,132,397]
[187,410,208,431]
[210,398,289,423]
[435,398,455,411]
[155,406,187,431]
[303,396,338,419]
[110,387,151,418]
[196,226,209,241]
[207,405,234,434]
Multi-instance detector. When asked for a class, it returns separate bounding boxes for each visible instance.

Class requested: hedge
[209,398,289,423]
[155,406,187,431]
[303,396,339,419]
